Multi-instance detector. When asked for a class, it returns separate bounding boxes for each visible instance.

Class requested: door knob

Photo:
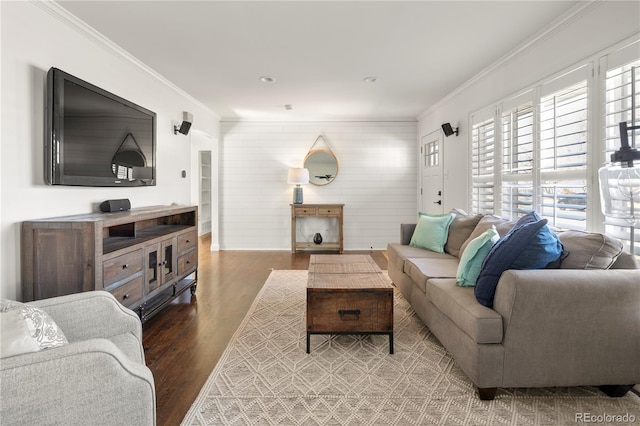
[434,200,442,205]
[437,191,442,196]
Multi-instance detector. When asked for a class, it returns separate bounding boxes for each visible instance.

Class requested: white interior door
[420,131,444,214]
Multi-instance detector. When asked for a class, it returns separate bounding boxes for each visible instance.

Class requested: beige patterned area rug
[182,270,639,425]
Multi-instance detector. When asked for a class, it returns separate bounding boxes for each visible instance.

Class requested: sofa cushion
[456,226,499,287]
[475,212,561,307]
[409,212,455,253]
[445,213,483,258]
[459,215,515,257]
[0,299,68,358]
[387,243,453,273]
[557,230,624,269]
[404,257,459,294]
[426,278,503,344]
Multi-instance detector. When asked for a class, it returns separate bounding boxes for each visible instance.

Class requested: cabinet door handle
[186,239,190,243]
[123,294,130,300]
[122,264,129,269]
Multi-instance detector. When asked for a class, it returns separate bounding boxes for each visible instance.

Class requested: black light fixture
[441,122,458,137]
[174,111,193,135]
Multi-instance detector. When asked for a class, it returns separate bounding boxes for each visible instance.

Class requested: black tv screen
[46,68,156,186]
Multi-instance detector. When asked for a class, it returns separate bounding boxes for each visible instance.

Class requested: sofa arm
[32,291,141,343]
[400,223,416,245]
[493,269,640,386]
[0,338,155,425]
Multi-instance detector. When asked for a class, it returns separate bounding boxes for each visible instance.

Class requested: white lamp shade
[287,168,309,185]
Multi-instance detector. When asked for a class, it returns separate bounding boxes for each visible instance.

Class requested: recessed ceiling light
[259,76,276,83]
[363,76,377,83]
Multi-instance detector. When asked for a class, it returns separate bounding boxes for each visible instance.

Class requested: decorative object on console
[313,233,323,244]
[174,111,193,135]
[287,168,309,204]
[441,122,459,137]
[304,135,339,185]
[598,121,640,255]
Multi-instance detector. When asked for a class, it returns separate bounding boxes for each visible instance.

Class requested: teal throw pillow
[456,226,499,287]
[409,212,455,253]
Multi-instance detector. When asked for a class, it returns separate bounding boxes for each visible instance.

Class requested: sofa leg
[477,387,497,400]
[599,384,634,397]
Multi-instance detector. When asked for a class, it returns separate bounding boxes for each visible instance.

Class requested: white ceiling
[57,1,580,121]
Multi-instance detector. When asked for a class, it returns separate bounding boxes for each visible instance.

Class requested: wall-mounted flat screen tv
[46,67,156,187]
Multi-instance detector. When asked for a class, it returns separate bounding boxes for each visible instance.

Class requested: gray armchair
[0,291,155,425]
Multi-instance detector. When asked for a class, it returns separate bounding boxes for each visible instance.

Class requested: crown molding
[416,0,603,121]
[33,0,221,120]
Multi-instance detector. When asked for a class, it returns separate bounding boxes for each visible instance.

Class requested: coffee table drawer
[307,289,393,333]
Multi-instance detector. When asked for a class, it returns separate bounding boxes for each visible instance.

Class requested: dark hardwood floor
[142,235,388,426]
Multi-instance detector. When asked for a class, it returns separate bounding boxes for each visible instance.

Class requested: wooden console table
[22,205,198,322]
[290,204,344,253]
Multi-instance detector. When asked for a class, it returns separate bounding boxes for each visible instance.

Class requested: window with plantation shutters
[501,98,534,219]
[471,114,496,214]
[602,41,640,253]
[538,72,589,230]
[470,66,590,230]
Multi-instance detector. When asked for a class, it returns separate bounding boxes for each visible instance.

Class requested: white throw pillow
[0,299,68,358]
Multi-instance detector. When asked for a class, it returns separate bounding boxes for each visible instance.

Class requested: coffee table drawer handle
[338,309,361,320]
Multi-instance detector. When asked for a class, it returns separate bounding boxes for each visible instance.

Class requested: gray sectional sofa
[387,212,640,400]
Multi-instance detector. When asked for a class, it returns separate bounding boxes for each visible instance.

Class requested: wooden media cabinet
[22,205,198,322]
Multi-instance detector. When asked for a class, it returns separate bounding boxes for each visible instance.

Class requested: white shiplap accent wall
[220,121,418,250]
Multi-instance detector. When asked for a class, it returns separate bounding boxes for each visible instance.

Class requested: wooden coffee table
[306,254,394,354]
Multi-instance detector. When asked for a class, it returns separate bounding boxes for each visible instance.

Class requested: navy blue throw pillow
[474,212,562,307]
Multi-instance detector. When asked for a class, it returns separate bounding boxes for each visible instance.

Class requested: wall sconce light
[174,111,193,135]
[287,168,309,204]
[441,122,459,137]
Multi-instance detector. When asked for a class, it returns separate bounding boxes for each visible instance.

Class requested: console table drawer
[110,276,143,307]
[318,207,340,216]
[178,250,198,276]
[103,250,143,287]
[178,230,197,253]
[294,207,317,216]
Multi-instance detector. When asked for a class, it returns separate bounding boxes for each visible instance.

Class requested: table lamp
[288,168,309,204]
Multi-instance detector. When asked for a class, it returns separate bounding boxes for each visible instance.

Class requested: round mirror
[112,149,146,181]
[304,149,338,186]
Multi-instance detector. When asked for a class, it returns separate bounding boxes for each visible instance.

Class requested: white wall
[220,121,417,250]
[0,2,220,300]
[418,1,640,214]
